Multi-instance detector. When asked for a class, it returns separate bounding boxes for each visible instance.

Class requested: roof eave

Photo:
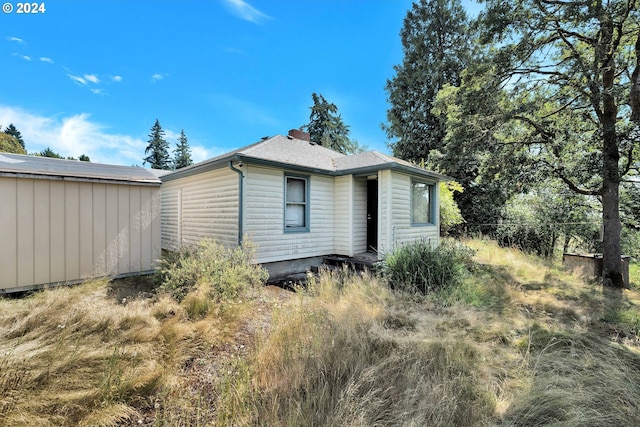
[235,154,335,175]
[336,163,450,181]
[161,153,237,181]
[161,152,451,182]
[0,171,161,186]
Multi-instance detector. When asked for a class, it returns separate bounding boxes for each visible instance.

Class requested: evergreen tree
[303,93,357,154]
[4,124,25,150]
[387,0,510,232]
[78,154,90,162]
[143,119,171,170]
[173,129,193,169]
[39,147,63,158]
[384,0,471,163]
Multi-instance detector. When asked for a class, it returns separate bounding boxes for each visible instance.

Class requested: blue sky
[1,0,480,166]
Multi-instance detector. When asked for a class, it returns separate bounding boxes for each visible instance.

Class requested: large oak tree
[441,0,640,287]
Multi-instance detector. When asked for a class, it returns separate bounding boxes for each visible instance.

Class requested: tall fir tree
[385,0,509,232]
[303,93,357,154]
[173,129,193,169]
[143,119,171,170]
[4,124,25,150]
[384,0,470,163]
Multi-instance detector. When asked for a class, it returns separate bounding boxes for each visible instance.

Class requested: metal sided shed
[0,153,162,293]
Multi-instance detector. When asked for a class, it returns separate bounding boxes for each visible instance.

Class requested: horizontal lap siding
[0,177,161,292]
[161,184,179,250]
[353,178,367,254]
[334,175,352,255]
[390,172,439,249]
[161,167,239,250]
[244,166,335,264]
[378,170,392,255]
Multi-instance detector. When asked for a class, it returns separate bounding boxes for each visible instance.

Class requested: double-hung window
[411,180,433,225]
[285,175,309,232]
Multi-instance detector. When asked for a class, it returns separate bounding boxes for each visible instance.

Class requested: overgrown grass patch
[2,237,640,425]
[157,239,268,304]
[221,270,497,426]
[380,239,475,298]
[505,326,640,426]
[0,239,269,426]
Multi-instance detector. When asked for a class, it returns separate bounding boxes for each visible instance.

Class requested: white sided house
[0,153,162,293]
[161,130,446,278]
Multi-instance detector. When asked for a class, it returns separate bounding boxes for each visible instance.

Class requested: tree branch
[540,158,602,196]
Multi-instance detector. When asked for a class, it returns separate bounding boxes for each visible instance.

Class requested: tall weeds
[381,239,475,296]
[157,239,268,303]
[222,269,496,426]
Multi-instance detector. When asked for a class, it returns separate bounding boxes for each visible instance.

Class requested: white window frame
[284,174,310,232]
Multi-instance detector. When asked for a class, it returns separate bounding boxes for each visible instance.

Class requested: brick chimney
[288,129,311,141]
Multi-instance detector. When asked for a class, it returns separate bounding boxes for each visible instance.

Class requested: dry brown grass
[0,276,264,426]
[1,239,639,426]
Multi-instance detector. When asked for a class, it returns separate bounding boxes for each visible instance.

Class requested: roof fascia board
[0,171,161,186]
[161,154,236,181]
[336,163,449,181]
[162,153,450,182]
[235,154,335,176]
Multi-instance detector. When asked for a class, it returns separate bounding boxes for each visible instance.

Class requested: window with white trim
[285,175,309,231]
[411,180,433,225]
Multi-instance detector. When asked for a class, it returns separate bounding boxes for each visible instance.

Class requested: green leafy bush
[157,239,268,302]
[381,239,475,295]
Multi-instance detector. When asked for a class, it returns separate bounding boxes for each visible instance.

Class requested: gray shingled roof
[0,153,161,185]
[163,134,448,182]
[241,135,344,171]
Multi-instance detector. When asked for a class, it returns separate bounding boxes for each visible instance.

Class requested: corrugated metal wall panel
[17,179,34,287]
[33,180,50,284]
[117,186,130,275]
[50,181,66,283]
[79,183,94,279]
[105,185,119,276]
[0,178,17,288]
[93,184,107,276]
[0,177,161,292]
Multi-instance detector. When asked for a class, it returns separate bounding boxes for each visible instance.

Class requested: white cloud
[222,0,271,23]
[0,105,147,165]
[84,74,100,84]
[40,57,54,63]
[12,53,31,61]
[151,73,164,82]
[67,74,86,85]
[191,145,213,163]
[90,88,105,95]
[7,36,25,45]
[112,75,122,82]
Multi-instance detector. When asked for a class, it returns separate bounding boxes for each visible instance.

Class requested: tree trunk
[601,158,624,288]
[599,15,625,288]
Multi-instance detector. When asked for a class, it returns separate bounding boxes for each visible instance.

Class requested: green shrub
[157,239,268,302]
[381,239,475,295]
